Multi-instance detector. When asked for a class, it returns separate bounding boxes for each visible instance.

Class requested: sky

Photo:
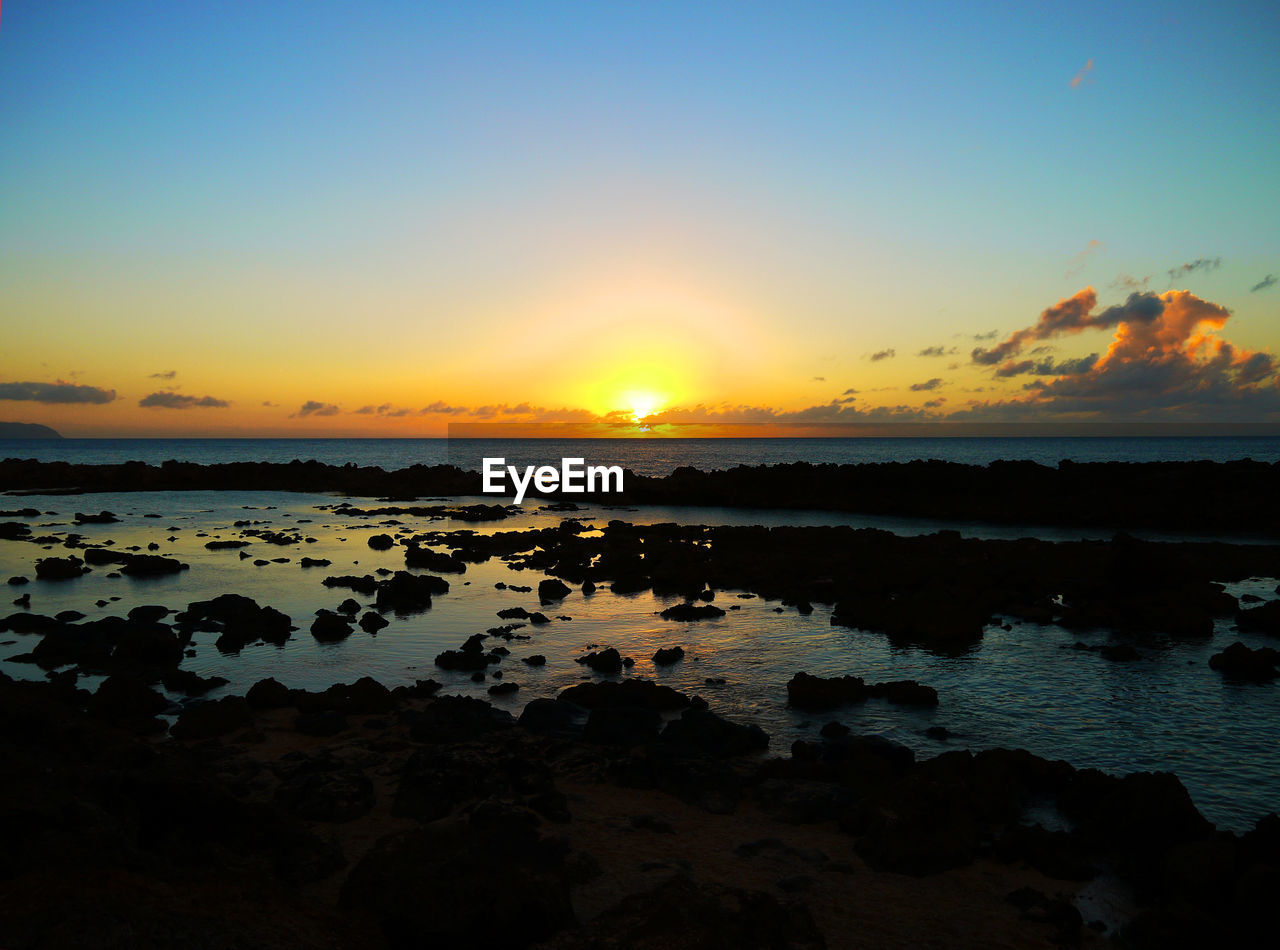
[1,0,1278,436]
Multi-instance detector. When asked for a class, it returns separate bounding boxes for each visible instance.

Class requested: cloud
[261,401,278,407]
[842,388,859,396]
[139,391,230,409]
[868,348,896,362]
[1065,239,1103,277]
[1251,274,1277,293]
[918,345,956,357]
[148,370,177,380]
[1111,273,1151,291]
[1070,59,1094,88]
[961,288,1278,420]
[1167,257,1221,283]
[993,354,1099,378]
[0,381,116,404]
[355,403,413,417]
[909,377,943,392]
[970,329,999,341]
[972,288,1170,365]
[812,376,826,382]
[295,400,340,417]
[420,401,468,415]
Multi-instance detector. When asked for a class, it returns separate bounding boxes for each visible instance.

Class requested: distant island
[0,422,61,438]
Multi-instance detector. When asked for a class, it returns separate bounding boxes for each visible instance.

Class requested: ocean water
[5,435,1280,475]
[2,488,1279,833]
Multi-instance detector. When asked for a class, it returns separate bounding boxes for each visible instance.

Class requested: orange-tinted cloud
[139,392,230,409]
[968,289,1278,419]
[0,381,116,404]
[1070,59,1094,88]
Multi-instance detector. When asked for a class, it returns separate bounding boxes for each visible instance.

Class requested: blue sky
[1,1,1278,433]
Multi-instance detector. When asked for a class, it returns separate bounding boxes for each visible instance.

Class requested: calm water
[6,435,1280,475]
[2,488,1279,832]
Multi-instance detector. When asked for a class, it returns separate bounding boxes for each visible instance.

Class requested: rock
[276,764,375,822]
[538,578,572,603]
[339,824,574,948]
[294,710,349,737]
[522,654,546,666]
[660,707,769,757]
[367,533,395,550]
[1209,641,1280,681]
[557,679,691,711]
[246,677,292,709]
[176,594,293,650]
[358,611,389,633]
[519,698,583,737]
[160,669,229,696]
[435,633,503,672]
[576,647,623,674]
[310,610,353,642]
[584,705,662,746]
[375,570,448,612]
[1236,599,1280,635]
[74,510,118,524]
[407,695,515,743]
[126,604,170,623]
[652,645,685,666]
[322,574,378,595]
[404,543,466,573]
[35,556,88,580]
[659,603,726,621]
[299,556,331,567]
[553,877,824,950]
[88,674,168,721]
[170,696,253,739]
[488,681,519,696]
[786,671,938,710]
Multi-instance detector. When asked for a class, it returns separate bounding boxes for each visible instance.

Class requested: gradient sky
[2,0,1278,435]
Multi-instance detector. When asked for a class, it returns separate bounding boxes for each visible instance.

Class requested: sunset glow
[0,3,1276,436]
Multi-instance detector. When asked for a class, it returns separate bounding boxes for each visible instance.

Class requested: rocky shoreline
[5,456,1280,533]
[4,496,1280,946]
[4,667,1278,949]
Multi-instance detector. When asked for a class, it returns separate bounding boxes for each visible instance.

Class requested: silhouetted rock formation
[7,456,1280,533]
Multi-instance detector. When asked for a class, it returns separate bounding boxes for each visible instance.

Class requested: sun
[623,390,663,422]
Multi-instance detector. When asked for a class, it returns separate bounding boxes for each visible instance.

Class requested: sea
[3,435,1280,832]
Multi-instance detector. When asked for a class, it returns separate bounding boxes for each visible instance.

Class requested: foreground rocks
[0,671,1276,948]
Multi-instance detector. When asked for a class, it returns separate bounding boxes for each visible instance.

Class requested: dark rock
[294,710,349,737]
[577,647,623,675]
[661,707,768,757]
[246,676,292,709]
[170,696,253,739]
[310,610,353,642]
[522,654,546,666]
[339,824,574,949]
[35,555,88,580]
[404,543,466,573]
[1210,641,1280,681]
[519,698,583,737]
[538,578,571,603]
[652,645,685,666]
[276,765,375,822]
[558,679,691,711]
[359,611,389,633]
[367,533,395,550]
[659,603,726,621]
[584,705,662,746]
